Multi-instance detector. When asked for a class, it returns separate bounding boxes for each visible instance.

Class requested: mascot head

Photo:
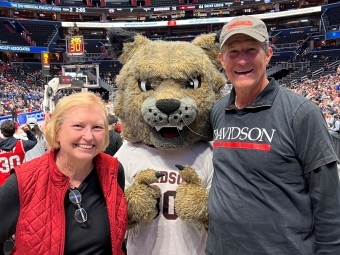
[108,28,226,150]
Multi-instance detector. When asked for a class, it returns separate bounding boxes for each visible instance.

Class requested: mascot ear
[107,27,149,64]
[192,31,222,72]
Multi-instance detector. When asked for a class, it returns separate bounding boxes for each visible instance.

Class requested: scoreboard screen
[66,36,85,56]
[59,75,88,88]
[59,76,72,85]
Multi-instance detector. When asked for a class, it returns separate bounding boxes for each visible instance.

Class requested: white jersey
[115,141,213,255]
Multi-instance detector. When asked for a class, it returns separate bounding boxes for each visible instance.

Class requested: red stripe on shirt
[213,141,271,151]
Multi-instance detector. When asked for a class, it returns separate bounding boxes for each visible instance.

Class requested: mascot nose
[156,99,181,115]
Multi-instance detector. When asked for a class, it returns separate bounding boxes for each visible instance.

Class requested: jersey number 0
[0,155,21,173]
[154,190,178,220]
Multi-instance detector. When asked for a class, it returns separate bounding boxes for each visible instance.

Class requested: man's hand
[19,124,29,132]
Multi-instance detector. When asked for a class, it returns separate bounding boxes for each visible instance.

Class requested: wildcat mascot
[108,28,226,255]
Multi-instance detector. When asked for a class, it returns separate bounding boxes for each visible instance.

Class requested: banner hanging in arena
[0,45,48,53]
[0,1,319,14]
[0,111,44,126]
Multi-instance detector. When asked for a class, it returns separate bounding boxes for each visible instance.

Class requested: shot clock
[66,36,85,56]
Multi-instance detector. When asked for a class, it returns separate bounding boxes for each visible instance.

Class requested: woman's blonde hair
[45,92,109,150]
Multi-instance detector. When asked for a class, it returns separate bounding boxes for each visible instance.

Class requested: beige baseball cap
[220,16,269,49]
[26,117,38,129]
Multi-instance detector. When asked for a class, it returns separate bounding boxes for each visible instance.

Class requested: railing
[321,9,329,32]
[312,68,324,77]
[27,73,36,82]
[328,24,340,31]
[285,61,310,69]
[266,63,285,76]
[312,59,339,77]
[301,76,309,82]
[329,60,340,69]
[85,53,106,61]
[291,80,298,85]
[20,31,36,46]
[47,26,60,49]
[274,42,303,49]
[266,61,310,77]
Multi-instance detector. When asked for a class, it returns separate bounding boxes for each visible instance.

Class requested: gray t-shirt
[207,79,340,255]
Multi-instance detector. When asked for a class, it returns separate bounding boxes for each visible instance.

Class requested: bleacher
[325,6,340,31]
[105,0,130,6]
[85,44,103,54]
[11,0,38,3]
[149,0,179,7]
[59,0,87,6]
[0,0,338,93]
[99,64,122,80]
[190,0,226,3]
[0,21,30,46]
[6,64,42,82]
[274,33,307,45]
[20,22,57,47]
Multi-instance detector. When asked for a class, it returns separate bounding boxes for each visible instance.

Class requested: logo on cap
[228,21,253,30]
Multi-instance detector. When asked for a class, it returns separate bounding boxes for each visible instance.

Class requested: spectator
[329,114,340,135]
[9,104,18,123]
[0,120,37,186]
[207,15,340,255]
[106,100,115,115]
[24,117,47,162]
[0,92,127,255]
[104,114,123,156]
[325,111,335,128]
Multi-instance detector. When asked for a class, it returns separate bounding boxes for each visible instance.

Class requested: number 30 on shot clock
[66,36,85,56]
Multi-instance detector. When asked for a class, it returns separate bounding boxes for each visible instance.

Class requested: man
[9,104,18,123]
[329,114,340,136]
[24,117,47,162]
[104,114,123,156]
[207,16,340,255]
[0,120,37,185]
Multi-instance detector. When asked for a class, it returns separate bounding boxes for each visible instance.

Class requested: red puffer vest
[11,150,127,255]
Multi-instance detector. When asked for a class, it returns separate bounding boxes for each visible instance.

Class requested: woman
[0,92,127,255]
[24,117,47,162]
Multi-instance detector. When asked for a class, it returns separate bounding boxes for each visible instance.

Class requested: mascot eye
[138,80,154,92]
[185,77,201,89]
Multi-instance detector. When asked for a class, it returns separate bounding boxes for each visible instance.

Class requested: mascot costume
[108,28,226,255]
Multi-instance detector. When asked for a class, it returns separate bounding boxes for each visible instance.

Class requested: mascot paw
[126,169,164,228]
[175,164,209,228]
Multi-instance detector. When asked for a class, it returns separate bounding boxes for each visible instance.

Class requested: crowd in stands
[0,59,120,118]
[289,66,340,134]
[0,74,44,117]
[2,56,340,131]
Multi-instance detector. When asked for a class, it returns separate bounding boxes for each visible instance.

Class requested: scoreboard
[59,75,87,88]
[66,36,85,57]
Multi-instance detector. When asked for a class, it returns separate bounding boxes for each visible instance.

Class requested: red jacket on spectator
[12,151,128,255]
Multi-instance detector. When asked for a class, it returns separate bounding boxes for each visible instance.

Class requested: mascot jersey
[115,141,213,255]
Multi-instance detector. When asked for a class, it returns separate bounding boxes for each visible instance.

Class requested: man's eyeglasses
[69,189,87,223]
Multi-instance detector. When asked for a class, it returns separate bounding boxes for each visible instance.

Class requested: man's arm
[0,174,20,255]
[116,133,123,152]
[309,161,340,254]
[22,129,37,152]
